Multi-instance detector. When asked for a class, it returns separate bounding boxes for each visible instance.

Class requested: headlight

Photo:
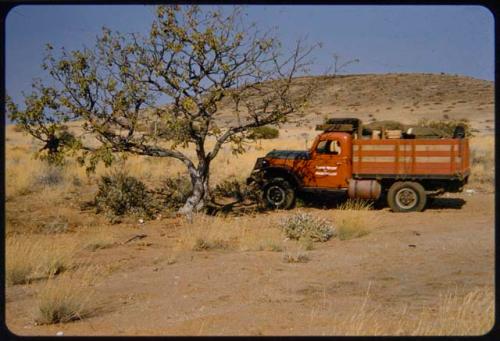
[254,157,268,169]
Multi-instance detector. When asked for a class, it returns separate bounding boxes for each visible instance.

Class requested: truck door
[310,135,352,189]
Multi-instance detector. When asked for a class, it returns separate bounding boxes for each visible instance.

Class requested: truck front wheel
[262,178,295,210]
[387,182,427,212]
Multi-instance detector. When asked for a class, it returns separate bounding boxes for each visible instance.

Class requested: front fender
[261,166,303,189]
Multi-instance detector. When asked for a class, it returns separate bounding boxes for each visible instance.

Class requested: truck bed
[352,138,470,179]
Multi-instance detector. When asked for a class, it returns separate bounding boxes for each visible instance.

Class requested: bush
[213,179,244,200]
[418,118,474,137]
[213,178,261,203]
[248,126,280,139]
[94,171,158,219]
[154,175,193,211]
[280,212,336,242]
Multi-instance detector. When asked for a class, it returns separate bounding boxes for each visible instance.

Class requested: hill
[217,73,494,134]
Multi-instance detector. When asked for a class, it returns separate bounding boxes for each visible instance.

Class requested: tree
[7,5,318,215]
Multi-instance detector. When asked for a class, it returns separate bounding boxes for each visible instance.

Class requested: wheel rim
[266,185,286,206]
[395,187,418,209]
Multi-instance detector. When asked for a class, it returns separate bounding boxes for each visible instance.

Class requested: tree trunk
[178,164,211,216]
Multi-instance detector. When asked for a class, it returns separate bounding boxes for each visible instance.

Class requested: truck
[246,118,470,212]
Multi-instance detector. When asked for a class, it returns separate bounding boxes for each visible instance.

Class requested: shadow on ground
[208,193,467,216]
[425,197,466,210]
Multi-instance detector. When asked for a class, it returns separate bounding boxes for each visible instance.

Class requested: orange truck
[247,118,470,212]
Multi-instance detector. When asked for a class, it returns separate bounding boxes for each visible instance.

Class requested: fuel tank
[348,179,382,200]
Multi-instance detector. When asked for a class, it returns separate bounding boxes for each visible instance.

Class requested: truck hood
[265,150,310,160]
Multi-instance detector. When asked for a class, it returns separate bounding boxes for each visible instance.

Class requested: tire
[262,178,295,210]
[387,181,427,212]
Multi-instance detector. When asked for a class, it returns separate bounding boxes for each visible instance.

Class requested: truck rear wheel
[262,178,295,210]
[387,182,427,212]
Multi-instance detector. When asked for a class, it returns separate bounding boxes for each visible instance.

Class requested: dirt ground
[6,191,494,336]
[5,73,495,336]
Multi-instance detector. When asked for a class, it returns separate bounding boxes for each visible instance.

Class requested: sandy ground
[6,191,494,336]
[5,73,495,336]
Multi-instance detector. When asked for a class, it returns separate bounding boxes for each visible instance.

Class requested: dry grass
[337,198,374,211]
[282,251,310,263]
[333,211,375,241]
[79,227,118,252]
[6,235,77,286]
[329,286,494,335]
[469,135,494,191]
[6,237,35,285]
[34,268,99,325]
[175,214,286,252]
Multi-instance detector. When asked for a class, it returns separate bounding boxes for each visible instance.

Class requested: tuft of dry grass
[334,211,374,241]
[6,237,36,286]
[6,235,76,286]
[337,198,374,211]
[282,251,310,263]
[81,228,117,252]
[34,269,99,325]
[192,237,232,251]
[329,286,494,335]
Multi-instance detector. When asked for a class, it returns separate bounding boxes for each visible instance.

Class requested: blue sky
[5,4,494,108]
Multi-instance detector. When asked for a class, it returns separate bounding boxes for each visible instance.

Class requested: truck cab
[306,132,352,189]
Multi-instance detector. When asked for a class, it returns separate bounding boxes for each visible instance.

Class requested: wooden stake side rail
[352,139,470,176]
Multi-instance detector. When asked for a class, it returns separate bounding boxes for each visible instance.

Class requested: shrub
[94,171,157,219]
[213,178,261,203]
[248,126,279,139]
[280,212,336,242]
[154,175,193,211]
[213,179,244,200]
